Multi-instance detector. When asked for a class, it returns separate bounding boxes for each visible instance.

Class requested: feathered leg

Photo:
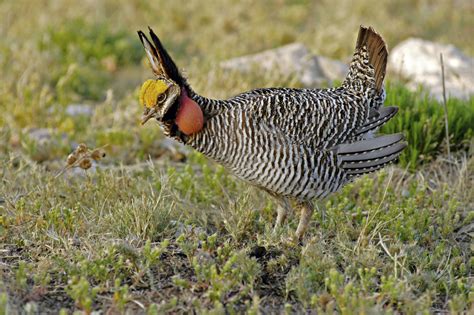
[295,201,313,240]
[273,197,291,232]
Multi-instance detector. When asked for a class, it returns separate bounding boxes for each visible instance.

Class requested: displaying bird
[137,26,406,240]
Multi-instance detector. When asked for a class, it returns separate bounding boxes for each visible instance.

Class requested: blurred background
[0,0,472,167]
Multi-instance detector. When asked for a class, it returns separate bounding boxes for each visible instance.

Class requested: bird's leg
[275,206,288,229]
[273,198,291,233]
[295,201,314,240]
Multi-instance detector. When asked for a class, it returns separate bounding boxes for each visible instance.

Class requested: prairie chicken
[137,26,406,240]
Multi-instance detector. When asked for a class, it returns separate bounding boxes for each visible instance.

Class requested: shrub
[382,83,474,169]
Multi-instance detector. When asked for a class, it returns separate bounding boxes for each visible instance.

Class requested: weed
[0,291,9,315]
[66,277,100,314]
[112,278,131,313]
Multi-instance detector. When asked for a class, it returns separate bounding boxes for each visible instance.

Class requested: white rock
[171,220,206,238]
[160,138,189,155]
[65,104,94,117]
[220,43,348,87]
[389,38,474,100]
[25,128,55,162]
[27,128,52,143]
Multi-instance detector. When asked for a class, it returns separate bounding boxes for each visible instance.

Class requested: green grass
[382,83,474,170]
[0,0,473,313]
[1,153,472,313]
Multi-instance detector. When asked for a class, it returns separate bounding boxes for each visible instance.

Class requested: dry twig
[440,53,451,159]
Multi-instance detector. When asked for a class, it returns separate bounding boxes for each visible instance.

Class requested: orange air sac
[175,95,204,135]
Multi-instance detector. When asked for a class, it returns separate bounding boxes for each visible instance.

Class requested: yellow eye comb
[139,79,169,108]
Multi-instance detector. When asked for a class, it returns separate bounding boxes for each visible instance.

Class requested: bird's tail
[333,134,406,176]
[343,26,388,97]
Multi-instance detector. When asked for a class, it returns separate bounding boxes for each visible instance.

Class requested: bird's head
[137,28,203,136]
[138,28,185,125]
[139,77,180,124]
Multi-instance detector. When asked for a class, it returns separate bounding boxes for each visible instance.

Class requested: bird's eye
[157,93,167,103]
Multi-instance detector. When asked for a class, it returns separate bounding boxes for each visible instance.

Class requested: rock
[25,128,66,162]
[389,38,474,100]
[25,128,56,162]
[159,138,190,162]
[220,43,348,87]
[160,138,189,154]
[65,104,94,117]
[27,128,52,144]
[171,220,206,238]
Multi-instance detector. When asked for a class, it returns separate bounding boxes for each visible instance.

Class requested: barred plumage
[138,25,406,240]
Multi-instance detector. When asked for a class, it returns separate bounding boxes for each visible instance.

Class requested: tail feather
[356,26,388,92]
[354,106,398,136]
[336,133,403,155]
[339,142,406,165]
[333,133,406,176]
[344,26,388,94]
[346,163,390,176]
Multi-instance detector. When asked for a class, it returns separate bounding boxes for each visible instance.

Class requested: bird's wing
[238,88,369,150]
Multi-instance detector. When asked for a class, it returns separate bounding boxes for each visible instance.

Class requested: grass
[0,0,473,313]
[1,152,473,313]
[382,84,474,170]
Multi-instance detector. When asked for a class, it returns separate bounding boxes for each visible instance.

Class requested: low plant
[383,83,474,169]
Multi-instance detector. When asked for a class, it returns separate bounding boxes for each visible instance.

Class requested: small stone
[160,138,190,161]
[171,220,205,238]
[27,128,52,143]
[25,128,59,162]
[65,104,94,117]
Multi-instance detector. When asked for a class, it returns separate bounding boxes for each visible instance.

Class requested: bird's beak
[141,107,161,125]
